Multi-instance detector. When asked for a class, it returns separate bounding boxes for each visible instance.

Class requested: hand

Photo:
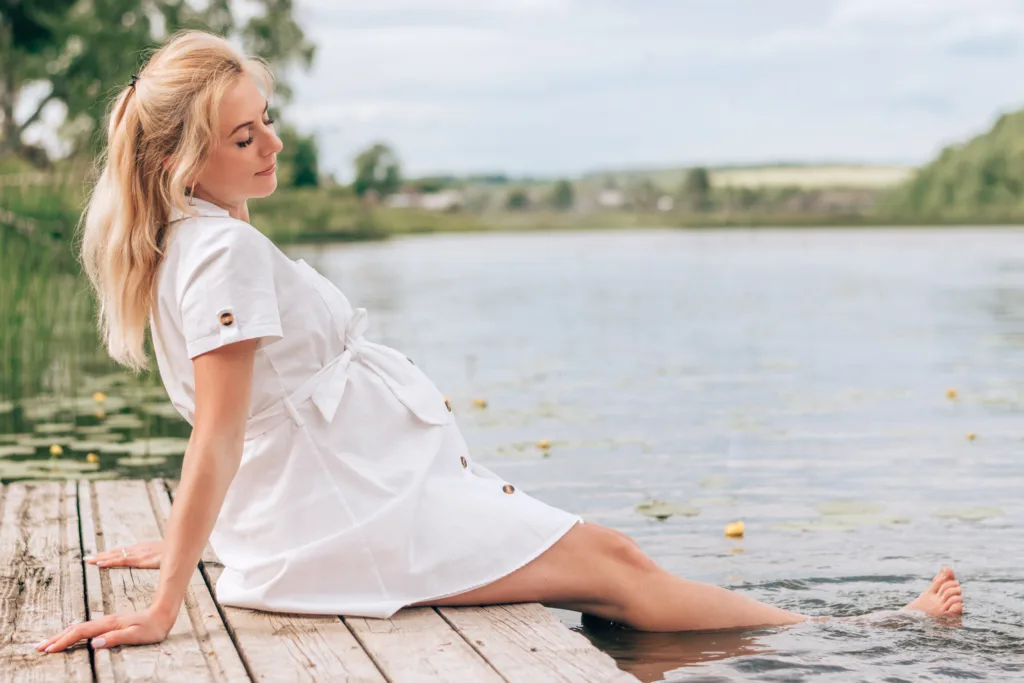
[35,607,174,654]
[85,540,162,569]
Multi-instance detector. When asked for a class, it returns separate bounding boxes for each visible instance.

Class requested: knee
[595,526,659,576]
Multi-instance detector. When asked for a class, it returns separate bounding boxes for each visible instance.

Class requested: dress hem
[388,513,585,617]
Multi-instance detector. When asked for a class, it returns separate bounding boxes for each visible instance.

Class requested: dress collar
[168,196,231,222]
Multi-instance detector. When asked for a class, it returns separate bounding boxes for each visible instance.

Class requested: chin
[250,175,278,198]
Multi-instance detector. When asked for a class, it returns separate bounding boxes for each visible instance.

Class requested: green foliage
[0,0,315,163]
[353,143,402,198]
[289,134,319,187]
[550,179,574,210]
[885,110,1024,219]
[505,188,529,210]
[680,167,712,211]
[408,176,453,193]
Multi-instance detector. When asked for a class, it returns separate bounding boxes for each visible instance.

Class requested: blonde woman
[37,30,963,654]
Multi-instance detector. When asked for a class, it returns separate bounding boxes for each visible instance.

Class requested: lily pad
[932,507,1004,522]
[72,431,125,443]
[771,515,911,532]
[66,440,134,454]
[74,425,114,435]
[139,402,182,419]
[102,413,145,430]
[117,455,170,467]
[69,395,128,414]
[118,437,189,457]
[0,401,14,415]
[636,500,701,521]
[814,501,885,516]
[0,445,36,457]
[698,475,729,488]
[16,436,75,448]
[33,422,76,434]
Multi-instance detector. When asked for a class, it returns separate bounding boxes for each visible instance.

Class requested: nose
[266,129,283,155]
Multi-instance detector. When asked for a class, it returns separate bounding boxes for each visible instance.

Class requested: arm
[152,337,260,622]
[37,338,260,652]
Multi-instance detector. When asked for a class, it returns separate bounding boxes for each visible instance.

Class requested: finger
[35,624,76,652]
[41,618,116,653]
[92,624,144,649]
[85,549,123,564]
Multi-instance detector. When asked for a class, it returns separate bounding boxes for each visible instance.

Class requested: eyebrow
[229,101,269,136]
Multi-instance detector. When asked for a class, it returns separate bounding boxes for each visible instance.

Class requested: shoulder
[171,215,279,273]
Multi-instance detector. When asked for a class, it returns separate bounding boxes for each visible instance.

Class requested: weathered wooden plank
[0,481,91,683]
[79,478,114,682]
[146,480,249,683]
[346,608,505,683]
[439,603,639,683]
[165,478,386,683]
[87,479,212,681]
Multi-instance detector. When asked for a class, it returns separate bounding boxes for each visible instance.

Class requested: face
[192,75,283,205]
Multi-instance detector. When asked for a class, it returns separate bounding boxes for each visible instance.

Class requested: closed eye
[236,116,276,148]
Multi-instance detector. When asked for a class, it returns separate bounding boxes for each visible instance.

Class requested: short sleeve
[177,223,284,359]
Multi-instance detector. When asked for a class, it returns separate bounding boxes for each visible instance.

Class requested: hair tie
[129,74,139,88]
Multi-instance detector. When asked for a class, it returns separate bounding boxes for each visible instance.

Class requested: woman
[37,30,962,654]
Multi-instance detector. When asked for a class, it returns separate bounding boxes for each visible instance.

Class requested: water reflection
[577,614,775,682]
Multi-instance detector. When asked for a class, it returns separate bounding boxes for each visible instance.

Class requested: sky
[277,0,1024,180]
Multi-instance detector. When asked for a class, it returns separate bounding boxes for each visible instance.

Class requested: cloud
[283,0,1024,178]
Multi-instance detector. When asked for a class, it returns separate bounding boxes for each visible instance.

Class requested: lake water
[290,228,1023,682]
[5,228,1024,680]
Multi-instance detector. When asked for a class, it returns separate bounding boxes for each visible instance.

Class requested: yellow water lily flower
[86,452,99,463]
[536,439,551,450]
[725,521,745,538]
[49,444,63,457]
[946,388,957,399]
[472,398,488,409]
[93,391,106,402]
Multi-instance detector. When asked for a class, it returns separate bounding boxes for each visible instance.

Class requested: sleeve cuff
[186,322,284,360]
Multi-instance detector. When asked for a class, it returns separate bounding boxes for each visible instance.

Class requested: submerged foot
[902,567,963,616]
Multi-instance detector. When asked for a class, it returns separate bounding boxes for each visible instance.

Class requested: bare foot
[902,567,963,616]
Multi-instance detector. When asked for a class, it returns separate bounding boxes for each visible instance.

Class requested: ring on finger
[121,548,128,558]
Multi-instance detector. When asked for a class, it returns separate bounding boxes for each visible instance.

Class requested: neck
[191,188,247,221]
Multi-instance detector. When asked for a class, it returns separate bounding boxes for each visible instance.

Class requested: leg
[413,522,806,631]
[413,522,964,632]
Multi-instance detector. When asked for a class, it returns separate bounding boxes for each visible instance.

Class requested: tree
[550,179,574,210]
[352,143,401,198]
[505,188,529,210]
[680,167,712,211]
[290,134,318,187]
[0,0,316,163]
[275,122,319,187]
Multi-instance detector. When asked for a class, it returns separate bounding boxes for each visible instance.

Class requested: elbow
[187,427,246,477]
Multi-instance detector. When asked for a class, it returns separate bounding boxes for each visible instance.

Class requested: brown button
[502,484,515,494]
[444,399,452,412]
[460,456,468,469]
[219,312,234,327]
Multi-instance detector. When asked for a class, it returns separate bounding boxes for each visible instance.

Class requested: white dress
[150,197,582,618]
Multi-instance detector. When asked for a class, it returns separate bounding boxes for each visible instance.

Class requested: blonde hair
[78,29,274,373]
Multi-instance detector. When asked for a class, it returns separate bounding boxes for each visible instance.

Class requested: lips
[256,161,276,176]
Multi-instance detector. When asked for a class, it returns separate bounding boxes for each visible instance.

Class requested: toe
[940,585,962,600]
[930,569,951,592]
[943,596,964,615]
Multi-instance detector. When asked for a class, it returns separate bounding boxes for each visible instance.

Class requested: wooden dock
[0,479,638,683]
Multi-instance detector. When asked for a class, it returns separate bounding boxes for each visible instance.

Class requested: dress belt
[244,309,369,440]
